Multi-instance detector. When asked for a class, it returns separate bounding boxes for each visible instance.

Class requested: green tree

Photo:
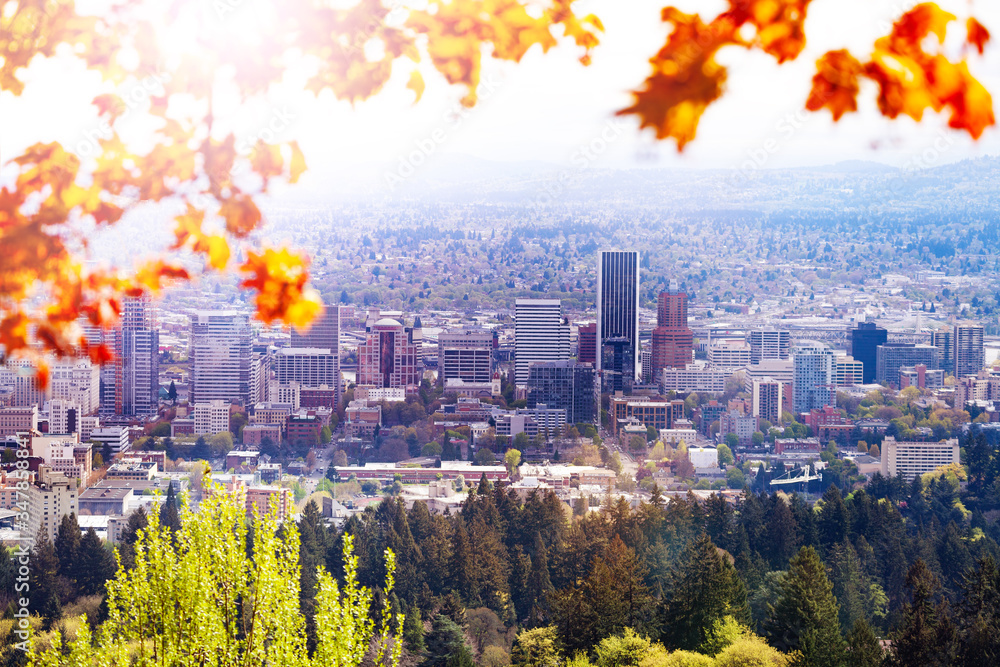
[725,433,739,449]
[659,533,750,651]
[476,448,496,466]
[168,380,178,403]
[595,628,652,667]
[505,448,522,475]
[765,546,845,667]
[513,432,530,451]
[404,604,425,654]
[54,513,81,593]
[159,480,182,534]
[511,626,563,667]
[421,614,474,667]
[321,425,332,444]
[423,441,443,457]
[893,559,956,667]
[845,618,882,667]
[717,443,734,466]
[29,528,62,630]
[191,435,211,460]
[29,493,405,667]
[76,527,116,597]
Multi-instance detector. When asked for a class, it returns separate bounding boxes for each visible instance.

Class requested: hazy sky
[4,0,1000,191]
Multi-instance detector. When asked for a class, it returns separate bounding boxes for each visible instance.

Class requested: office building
[291,304,340,352]
[746,329,791,364]
[275,348,338,387]
[708,340,752,369]
[26,466,78,545]
[515,299,570,385]
[931,326,954,374]
[660,365,729,394]
[955,324,985,377]
[48,399,79,436]
[880,436,960,480]
[0,406,38,436]
[752,379,782,425]
[577,322,597,365]
[899,365,945,391]
[609,396,685,436]
[438,329,494,385]
[357,317,423,389]
[955,372,1000,404]
[597,251,640,390]
[525,360,597,425]
[193,400,231,435]
[99,295,159,418]
[850,321,887,384]
[50,360,100,416]
[0,359,46,408]
[651,280,694,377]
[833,356,864,387]
[875,343,939,384]
[719,410,758,448]
[792,341,835,414]
[190,311,253,405]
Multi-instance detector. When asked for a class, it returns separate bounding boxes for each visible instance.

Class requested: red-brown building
[802,405,853,443]
[651,282,693,374]
[357,318,422,390]
[577,322,597,365]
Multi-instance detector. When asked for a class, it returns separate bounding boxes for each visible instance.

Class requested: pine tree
[54,513,81,595]
[845,618,882,667]
[955,557,1000,667]
[76,528,116,597]
[659,532,750,651]
[421,614,472,667]
[765,546,846,667]
[117,507,149,571]
[527,532,553,623]
[159,480,182,534]
[30,528,62,629]
[192,435,211,461]
[404,603,426,654]
[893,559,955,667]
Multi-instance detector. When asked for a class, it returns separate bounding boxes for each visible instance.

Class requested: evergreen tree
[404,603,426,654]
[893,559,955,667]
[955,557,1000,667]
[54,512,81,594]
[117,507,149,571]
[765,546,845,667]
[76,528,115,597]
[765,496,798,570]
[192,435,211,460]
[845,618,882,667]
[659,533,750,651]
[421,614,473,667]
[168,380,177,403]
[29,528,62,629]
[159,480,182,534]
[527,532,554,623]
[817,485,849,550]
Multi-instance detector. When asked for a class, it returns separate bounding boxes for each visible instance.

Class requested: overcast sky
[4,0,1000,190]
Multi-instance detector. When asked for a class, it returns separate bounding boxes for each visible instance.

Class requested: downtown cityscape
[5,1,1000,666]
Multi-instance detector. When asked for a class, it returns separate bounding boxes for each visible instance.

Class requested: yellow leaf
[289,141,307,184]
[407,70,425,104]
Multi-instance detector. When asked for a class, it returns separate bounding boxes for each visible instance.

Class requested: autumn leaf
[407,70,425,104]
[968,18,990,55]
[240,248,322,328]
[219,194,262,238]
[807,50,864,120]
[134,260,192,293]
[92,93,127,124]
[288,141,307,184]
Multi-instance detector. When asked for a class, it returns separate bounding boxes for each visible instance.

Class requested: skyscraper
[597,250,640,391]
[651,280,694,375]
[438,329,494,385]
[289,303,341,402]
[747,329,791,364]
[752,379,782,425]
[577,322,597,365]
[100,295,159,418]
[189,311,253,405]
[931,327,954,374]
[357,317,423,389]
[515,299,570,385]
[954,324,985,377]
[875,343,939,384]
[792,341,835,414]
[849,321,887,384]
[526,360,597,424]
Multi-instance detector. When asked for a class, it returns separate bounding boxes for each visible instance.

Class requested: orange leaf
[807,50,864,120]
[92,93,126,124]
[240,248,321,328]
[288,141,307,184]
[134,260,192,292]
[0,314,30,352]
[35,361,49,392]
[219,195,262,238]
[968,18,990,55]
[407,70,425,104]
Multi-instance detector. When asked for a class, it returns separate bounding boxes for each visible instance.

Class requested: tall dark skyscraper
[850,321,887,384]
[651,280,693,375]
[954,324,985,377]
[597,250,639,392]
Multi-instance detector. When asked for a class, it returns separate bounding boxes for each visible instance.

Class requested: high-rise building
[746,329,791,364]
[515,299,570,385]
[190,311,253,405]
[931,326,954,374]
[752,379,782,424]
[875,343,939,385]
[708,340,752,369]
[954,324,985,377]
[48,399,79,435]
[597,251,640,391]
[0,359,46,408]
[850,321,887,384]
[438,329,493,385]
[525,360,597,425]
[652,280,694,378]
[193,400,231,435]
[357,318,423,389]
[114,296,160,417]
[274,348,338,387]
[577,323,597,365]
[50,360,100,416]
[26,466,78,546]
[792,341,835,414]
[290,304,341,399]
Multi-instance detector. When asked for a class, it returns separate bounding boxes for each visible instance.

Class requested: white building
[27,466,78,545]
[50,359,100,415]
[708,340,753,369]
[91,426,130,454]
[661,364,729,393]
[515,299,570,385]
[190,311,253,406]
[194,400,231,435]
[880,436,960,480]
[792,341,835,414]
